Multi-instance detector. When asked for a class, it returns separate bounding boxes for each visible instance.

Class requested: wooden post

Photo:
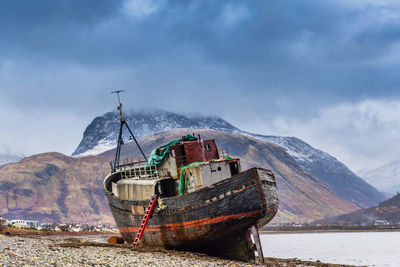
[251,225,264,264]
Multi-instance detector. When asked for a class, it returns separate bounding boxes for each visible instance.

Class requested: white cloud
[121,0,163,19]
[239,99,400,172]
[0,100,87,156]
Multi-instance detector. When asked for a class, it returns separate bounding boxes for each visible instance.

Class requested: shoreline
[5,226,400,236]
[0,231,360,266]
[260,228,400,234]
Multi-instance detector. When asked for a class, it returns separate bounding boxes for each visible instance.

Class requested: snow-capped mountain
[72,109,239,156]
[0,154,23,166]
[73,108,385,208]
[358,160,400,195]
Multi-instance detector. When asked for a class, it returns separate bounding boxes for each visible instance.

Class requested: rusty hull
[104,167,278,261]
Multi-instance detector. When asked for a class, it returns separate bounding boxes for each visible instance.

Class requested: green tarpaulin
[146,134,197,167]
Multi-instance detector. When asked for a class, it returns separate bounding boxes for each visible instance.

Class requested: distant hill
[0,154,23,166]
[0,152,114,224]
[0,129,360,224]
[358,159,400,195]
[319,193,400,225]
[73,109,385,208]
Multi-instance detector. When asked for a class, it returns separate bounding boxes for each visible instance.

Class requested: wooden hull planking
[104,167,278,261]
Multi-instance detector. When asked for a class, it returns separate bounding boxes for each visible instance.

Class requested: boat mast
[111,90,148,172]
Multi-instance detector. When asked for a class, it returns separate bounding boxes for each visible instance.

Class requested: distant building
[13,222,29,229]
[10,220,39,229]
[374,219,389,226]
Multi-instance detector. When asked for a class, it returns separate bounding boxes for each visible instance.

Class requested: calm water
[260,231,400,267]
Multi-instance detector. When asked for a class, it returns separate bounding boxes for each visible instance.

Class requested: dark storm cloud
[0,0,122,60]
[0,0,120,23]
[0,0,400,116]
[1,0,400,168]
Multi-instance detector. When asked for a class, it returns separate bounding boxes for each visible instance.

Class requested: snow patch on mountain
[248,134,332,164]
[76,139,115,157]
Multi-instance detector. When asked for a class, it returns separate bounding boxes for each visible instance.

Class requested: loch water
[261,231,400,266]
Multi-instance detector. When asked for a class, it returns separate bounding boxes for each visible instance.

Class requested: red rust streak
[119,210,262,233]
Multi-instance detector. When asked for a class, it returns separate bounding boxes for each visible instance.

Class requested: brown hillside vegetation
[320,192,400,225]
[0,129,359,224]
[0,153,114,224]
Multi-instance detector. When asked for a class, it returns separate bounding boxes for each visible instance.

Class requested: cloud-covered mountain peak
[72,109,239,156]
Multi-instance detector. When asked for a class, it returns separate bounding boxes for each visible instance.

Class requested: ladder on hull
[133,195,158,247]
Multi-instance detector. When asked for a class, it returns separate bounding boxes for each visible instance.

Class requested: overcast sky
[1,0,400,172]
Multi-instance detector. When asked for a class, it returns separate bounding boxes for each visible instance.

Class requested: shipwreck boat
[103,92,279,261]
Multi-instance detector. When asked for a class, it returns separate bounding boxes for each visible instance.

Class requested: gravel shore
[0,234,356,267]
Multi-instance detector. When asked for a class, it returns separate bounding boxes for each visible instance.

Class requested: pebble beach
[0,233,357,267]
[0,234,257,267]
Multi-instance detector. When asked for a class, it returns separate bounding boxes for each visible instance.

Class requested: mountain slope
[0,152,114,224]
[73,109,385,208]
[320,193,400,225]
[251,134,384,208]
[0,129,359,224]
[358,160,400,195]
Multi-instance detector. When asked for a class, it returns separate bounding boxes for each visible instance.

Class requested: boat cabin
[106,135,241,200]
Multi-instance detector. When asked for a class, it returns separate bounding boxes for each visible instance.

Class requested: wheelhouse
[104,134,241,200]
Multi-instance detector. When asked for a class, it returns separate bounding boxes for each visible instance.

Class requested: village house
[10,220,39,229]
